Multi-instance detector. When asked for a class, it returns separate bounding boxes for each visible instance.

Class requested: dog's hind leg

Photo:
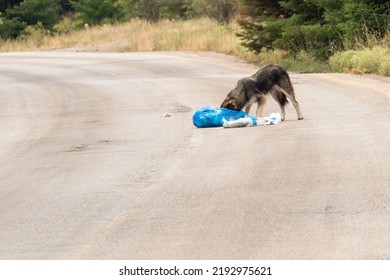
[271,87,287,121]
[274,85,303,120]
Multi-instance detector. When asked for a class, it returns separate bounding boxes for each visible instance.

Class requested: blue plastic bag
[193,106,257,128]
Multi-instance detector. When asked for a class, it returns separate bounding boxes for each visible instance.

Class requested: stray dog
[220,64,303,121]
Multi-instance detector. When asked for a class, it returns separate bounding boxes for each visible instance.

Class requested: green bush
[283,51,331,73]
[236,0,390,60]
[7,0,61,29]
[329,47,390,75]
[379,56,390,76]
[72,0,124,25]
[351,48,379,73]
[0,18,26,39]
[329,50,359,71]
[0,16,26,39]
[19,22,48,46]
[53,16,78,34]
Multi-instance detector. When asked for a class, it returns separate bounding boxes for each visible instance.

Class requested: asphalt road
[0,52,389,260]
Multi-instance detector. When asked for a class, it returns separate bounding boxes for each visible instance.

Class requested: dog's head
[220,78,258,110]
[220,97,238,110]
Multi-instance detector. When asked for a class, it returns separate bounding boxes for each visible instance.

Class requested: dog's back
[251,64,294,97]
[221,64,303,120]
[255,65,292,107]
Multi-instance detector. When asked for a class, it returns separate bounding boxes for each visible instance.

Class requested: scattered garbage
[161,113,171,118]
[223,117,256,128]
[193,106,281,128]
[260,112,281,126]
[193,106,257,128]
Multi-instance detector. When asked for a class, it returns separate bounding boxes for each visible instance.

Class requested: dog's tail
[283,70,297,96]
[278,93,288,107]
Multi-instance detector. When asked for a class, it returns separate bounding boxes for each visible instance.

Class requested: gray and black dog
[221,64,303,121]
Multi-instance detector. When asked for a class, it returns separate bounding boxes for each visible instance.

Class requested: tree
[71,0,124,25]
[122,0,190,23]
[120,0,161,23]
[160,0,188,20]
[122,0,237,24]
[0,15,26,39]
[0,0,24,12]
[59,0,73,14]
[236,0,285,52]
[189,0,238,25]
[236,0,390,58]
[6,0,61,29]
[1,0,61,39]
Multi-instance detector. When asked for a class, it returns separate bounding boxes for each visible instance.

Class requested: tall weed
[330,24,390,76]
[0,17,331,73]
[330,46,390,75]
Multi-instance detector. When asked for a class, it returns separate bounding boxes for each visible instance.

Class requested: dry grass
[353,25,390,49]
[0,17,330,72]
[330,25,390,76]
[0,18,250,54]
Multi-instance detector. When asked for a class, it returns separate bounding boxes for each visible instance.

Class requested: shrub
[329,50,359,71]
[330,47,390,75]
[53,16,78,34]
[236,0,390,60]
[379,57,390,76]
[72,0,124,26]
[20,22,48,47]
[0,16,26,39]
[187,0,237,25]
[351,47,380,73]
[7,0,61,30]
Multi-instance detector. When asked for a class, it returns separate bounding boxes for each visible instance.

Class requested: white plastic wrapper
[258,112,281,126]
[222,117,255,128]
[222,112,281,128]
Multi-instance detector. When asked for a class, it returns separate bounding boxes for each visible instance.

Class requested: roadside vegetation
[1,0,389,75]
[0,17,328,72]
[329,27,390,75]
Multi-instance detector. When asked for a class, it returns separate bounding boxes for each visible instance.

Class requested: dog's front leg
[256,96,267,117]
[244,98,256,115]
[244,103,252,114]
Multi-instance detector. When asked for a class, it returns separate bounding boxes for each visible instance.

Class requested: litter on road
[193,106,257,128]
[258,112,281,126]
[193,106,281,128]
